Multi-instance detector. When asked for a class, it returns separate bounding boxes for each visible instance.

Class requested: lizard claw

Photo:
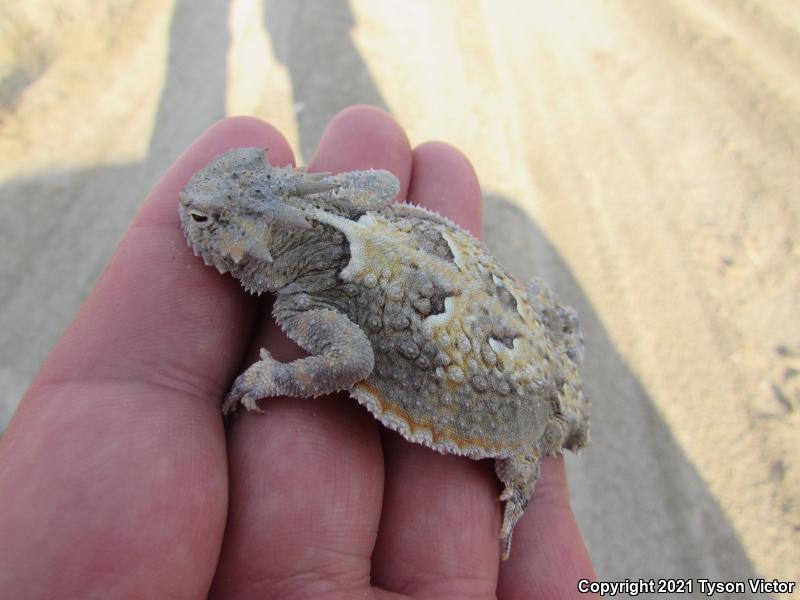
[221,390,242,415]
[222,386,264,414]
[241,392,264,412]
[222,359,274,414]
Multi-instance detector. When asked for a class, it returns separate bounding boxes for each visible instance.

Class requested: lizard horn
[269,202,313,229]
[291,179,340,196]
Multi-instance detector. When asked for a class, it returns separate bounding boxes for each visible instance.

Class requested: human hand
[0,106,597,599]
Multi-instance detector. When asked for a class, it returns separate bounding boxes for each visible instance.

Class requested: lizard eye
[189,210,211,226]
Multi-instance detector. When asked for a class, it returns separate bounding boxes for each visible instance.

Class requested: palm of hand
[0,107,595,599]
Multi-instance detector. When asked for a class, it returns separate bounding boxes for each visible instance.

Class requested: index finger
[209,106,413,600]
[0,117,293,598]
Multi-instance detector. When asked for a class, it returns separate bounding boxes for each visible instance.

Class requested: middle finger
[371,141,501,598]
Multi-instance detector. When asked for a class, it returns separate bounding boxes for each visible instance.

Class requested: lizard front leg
[223,307,374,414]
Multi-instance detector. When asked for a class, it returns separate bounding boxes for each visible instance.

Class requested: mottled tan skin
[179,147,589,558]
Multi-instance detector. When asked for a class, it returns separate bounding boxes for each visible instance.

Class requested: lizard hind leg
[527,277,584,365]
[495,452,542,560]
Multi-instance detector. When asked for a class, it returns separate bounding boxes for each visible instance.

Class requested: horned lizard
[179,147,589,558]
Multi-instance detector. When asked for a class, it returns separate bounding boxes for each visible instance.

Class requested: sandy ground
[1,0,797,595]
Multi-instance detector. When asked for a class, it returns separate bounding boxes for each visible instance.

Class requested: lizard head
[179,147,338,293]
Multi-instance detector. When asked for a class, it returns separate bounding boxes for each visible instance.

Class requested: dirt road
[1,0,797,592]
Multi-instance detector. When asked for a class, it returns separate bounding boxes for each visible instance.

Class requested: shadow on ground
[263,0,389,160]
[0,0,230,428]
[0,0,767,589]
